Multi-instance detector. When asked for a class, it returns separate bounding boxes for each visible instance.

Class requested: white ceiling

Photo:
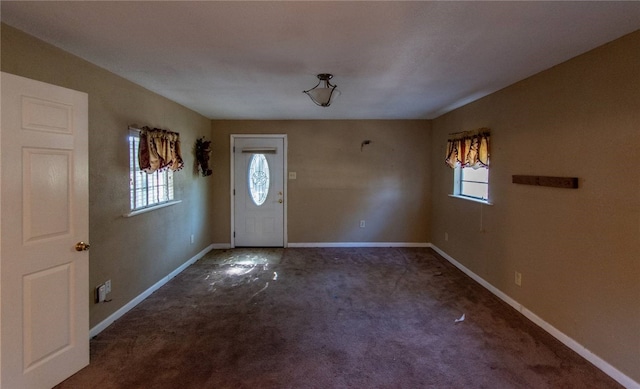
[2,1,639,120]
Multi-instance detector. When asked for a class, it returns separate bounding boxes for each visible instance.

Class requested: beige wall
[1,24,215,327]
[430,30,640,382]
[210,120,431,244]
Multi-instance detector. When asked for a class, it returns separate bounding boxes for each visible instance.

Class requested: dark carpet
[56,248,621,388]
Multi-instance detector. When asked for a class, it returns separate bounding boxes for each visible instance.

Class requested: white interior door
[233,136,285,247]
[1,72,89,389]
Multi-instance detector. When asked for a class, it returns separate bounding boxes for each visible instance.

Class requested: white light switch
[288,172,297,180]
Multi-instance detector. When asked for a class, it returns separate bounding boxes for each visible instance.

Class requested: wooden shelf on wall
[512,175,579,189]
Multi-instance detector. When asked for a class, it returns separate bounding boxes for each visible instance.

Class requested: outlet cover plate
[97,285,106,303]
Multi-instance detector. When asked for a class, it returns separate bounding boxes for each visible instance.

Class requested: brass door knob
[278,199,283,203]
[75,241,90,251]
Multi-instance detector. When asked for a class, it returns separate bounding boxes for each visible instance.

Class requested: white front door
[233,136,285,247]
[1,73,89,389]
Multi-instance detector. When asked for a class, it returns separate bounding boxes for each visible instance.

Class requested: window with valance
[446,128,491,202]
[129,126,184,211]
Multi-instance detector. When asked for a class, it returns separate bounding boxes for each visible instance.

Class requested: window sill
[448,194,493,205]
[123,200,182,218]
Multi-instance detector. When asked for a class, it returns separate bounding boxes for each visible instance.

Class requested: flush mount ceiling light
[303,73,340,107]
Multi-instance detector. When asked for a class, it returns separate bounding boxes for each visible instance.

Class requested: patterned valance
[445,128,490,169]
[138,126,184,173]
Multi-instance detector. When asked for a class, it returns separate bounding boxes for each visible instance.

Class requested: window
[129,132,174,210]
[248,154,270,206]
[446,128,490,203]
[455,166,489,201]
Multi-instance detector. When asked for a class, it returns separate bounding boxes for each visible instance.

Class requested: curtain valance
[445,128,490,169]
[138,126,184,173]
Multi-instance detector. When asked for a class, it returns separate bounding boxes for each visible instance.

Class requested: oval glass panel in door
[248,154,270,206]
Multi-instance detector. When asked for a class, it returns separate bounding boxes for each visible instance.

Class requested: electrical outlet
[445,232,449,241]
[190,234,195,244]
[514,271,522,286]
[288,172,297,180]
[96,284,106,303]
[360,220,365,228]
[105,279,111,294]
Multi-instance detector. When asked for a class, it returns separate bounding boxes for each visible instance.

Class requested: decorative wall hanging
[138,126,184,173]
[195,137,213,177]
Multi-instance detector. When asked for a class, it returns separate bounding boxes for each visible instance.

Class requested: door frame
[230,134,287,248]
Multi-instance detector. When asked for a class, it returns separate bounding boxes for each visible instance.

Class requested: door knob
[278,199,283,203]
[75,241,90,251]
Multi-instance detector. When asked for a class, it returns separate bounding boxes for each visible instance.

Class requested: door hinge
[233,189,235,195]
[233,231,236,237]
[233,146,235,153]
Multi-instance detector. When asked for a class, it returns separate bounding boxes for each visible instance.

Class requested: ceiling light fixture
[303,74,339,107]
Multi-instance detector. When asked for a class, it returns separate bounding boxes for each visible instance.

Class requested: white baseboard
[287,242,430,248]
[89,244,215,338]
[211,243,232,249]
[212,242,430,249]
[428,243,639,389]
